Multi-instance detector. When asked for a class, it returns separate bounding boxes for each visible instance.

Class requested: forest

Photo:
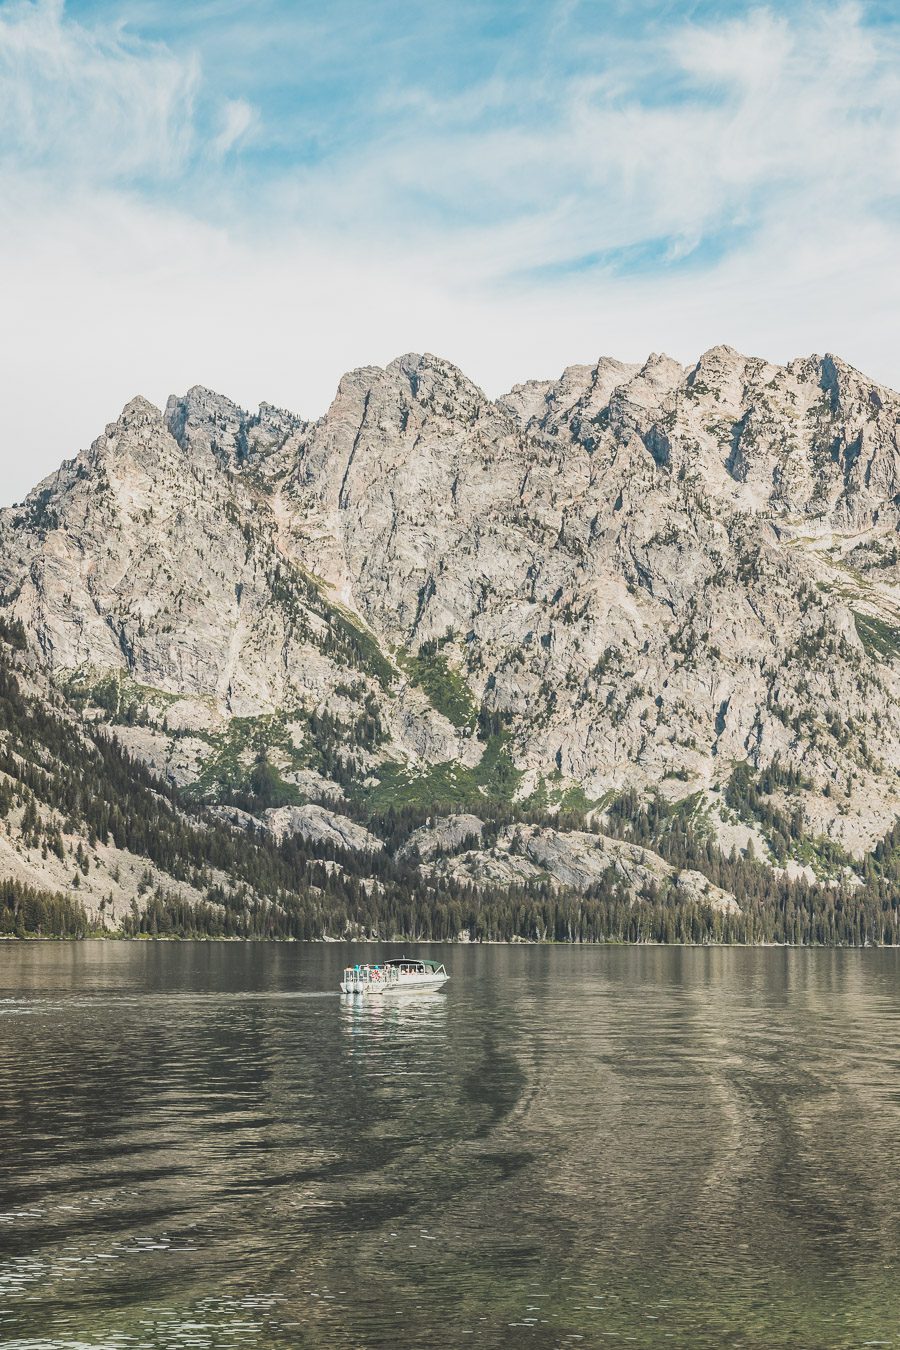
[0,618,897,946]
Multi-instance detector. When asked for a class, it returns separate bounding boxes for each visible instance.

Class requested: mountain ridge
[3,342,900,940]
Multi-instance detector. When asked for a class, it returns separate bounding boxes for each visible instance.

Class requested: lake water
[0,942,898,1349]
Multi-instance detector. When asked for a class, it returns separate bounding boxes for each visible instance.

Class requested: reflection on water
[340,989,449,1038]
[0,942,898,1349]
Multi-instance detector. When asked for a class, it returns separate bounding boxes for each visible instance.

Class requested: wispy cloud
[0,0,200,179]
[210,96,257,158]
[2,0,900,504]
[303,2,900,279]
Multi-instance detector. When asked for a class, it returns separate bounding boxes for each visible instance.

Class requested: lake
[0,942,898,1349]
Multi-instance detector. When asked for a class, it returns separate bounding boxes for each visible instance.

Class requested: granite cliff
[3,344,900,932]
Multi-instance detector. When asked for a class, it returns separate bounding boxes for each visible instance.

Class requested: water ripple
[0,942,897,1348]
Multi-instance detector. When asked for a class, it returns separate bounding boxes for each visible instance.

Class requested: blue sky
[2,0,900,501]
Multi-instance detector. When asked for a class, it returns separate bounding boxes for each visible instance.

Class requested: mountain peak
[164,386,249,462]
[698,343,742,362]
[386,351,487,403]
[114,395,163,430]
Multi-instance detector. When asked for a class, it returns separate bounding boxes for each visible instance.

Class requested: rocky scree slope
[3,344,900,896]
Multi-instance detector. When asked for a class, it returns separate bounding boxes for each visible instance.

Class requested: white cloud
[0,0,199,179]
[211,97,257,158]
[1,1,900,506]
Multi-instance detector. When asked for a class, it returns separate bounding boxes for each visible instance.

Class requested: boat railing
[343,964,403,986]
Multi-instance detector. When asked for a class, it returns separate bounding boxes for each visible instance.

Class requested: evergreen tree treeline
[0,626,896,945]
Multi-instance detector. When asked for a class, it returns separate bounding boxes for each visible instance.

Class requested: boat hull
[340,974,449,995]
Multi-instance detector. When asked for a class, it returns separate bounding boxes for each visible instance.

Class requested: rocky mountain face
[3,342,900,925]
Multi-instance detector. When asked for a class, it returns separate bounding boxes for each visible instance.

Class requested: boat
[340,957,449,995]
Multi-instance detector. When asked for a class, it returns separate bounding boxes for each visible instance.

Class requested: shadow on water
[0,941,898,1348]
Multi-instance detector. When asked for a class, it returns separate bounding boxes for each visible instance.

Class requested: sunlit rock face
[3,344,900,856]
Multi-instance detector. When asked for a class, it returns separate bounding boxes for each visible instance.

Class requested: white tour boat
[340,957,449,995]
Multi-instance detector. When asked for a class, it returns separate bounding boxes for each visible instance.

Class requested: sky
[3,0,900,503]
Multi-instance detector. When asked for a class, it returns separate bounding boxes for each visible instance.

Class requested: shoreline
[1,934,896,950]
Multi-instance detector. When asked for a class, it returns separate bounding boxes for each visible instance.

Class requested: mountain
[2,344,900,943]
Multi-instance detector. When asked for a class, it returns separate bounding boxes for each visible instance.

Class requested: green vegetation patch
[326,604,395,690]
[362,760,482,813]
[473,731,523,801]
[724,759,854,875]
[187,687,388,806]
[188,712,305,807]
[605,787,715,843]
[62,668,181,726]
[398,642,478,729]
[852,610,900,663]
[271,563,396,689]
[361,732,522,814]
[520,774,606,816]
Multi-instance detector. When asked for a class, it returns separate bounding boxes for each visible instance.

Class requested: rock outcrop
[261,804,382,852]
[405,817,738,912]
